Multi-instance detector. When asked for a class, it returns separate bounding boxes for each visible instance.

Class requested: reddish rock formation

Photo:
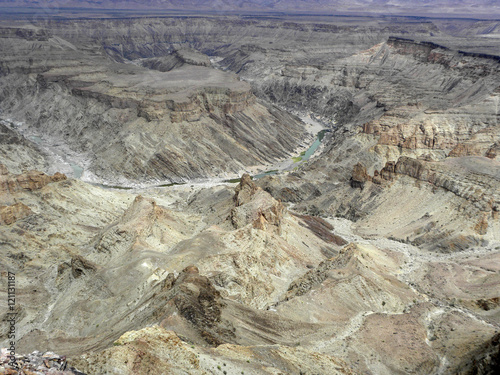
[0,165,66,194]
[350,162,372,189]
[448,128,500,160]
[379,161,397,182]
[293,213,348,246]
[0,202,32,225]
[474,214,489,235]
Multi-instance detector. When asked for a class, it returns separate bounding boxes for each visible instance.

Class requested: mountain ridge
[1,0,500,19]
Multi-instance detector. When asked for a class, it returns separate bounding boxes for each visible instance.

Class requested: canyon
[0,8,499,375]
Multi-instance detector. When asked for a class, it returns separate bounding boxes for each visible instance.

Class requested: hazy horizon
[1,0,500,20]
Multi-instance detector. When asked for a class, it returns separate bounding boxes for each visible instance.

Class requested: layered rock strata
[0,166,66,195]
[0,25,306,184]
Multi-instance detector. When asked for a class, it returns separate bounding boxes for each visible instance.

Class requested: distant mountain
[0,0,499,18]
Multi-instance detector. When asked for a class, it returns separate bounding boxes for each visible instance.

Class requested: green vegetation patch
[224,178,242,183]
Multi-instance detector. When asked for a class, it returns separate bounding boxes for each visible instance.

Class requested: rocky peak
[233,173,258,206]
[158,265,234,346]
[231,174,285,232]
[350,162,372,189]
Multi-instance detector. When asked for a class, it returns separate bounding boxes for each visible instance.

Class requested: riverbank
[0,110,331,190]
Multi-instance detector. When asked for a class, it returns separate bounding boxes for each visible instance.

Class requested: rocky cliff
[0,24,307,184]
[0,165,66,196]
[339,156,500,249]
[243,34,500,253]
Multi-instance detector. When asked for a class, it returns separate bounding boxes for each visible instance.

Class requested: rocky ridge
[0,25,306,184]
[0,165,66,195]
[0,165,498,374]
[234,34,500,252]
[231,173,285,232]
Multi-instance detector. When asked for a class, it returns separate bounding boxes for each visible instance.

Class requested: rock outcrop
[350,162,372,189]
[157,265,235,347]
[293,213,348,246]
[0,202,32,225]
[231,174,285,232]
[0,168,66,195]
[0,164,66,195]
[283,243,358,300]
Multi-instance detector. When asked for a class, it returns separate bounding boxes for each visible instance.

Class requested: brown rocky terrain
[1,11,500,375]
[0,161,498,374]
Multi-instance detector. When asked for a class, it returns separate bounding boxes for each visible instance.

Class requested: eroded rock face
[449,127,500,160]
[292,213,348,246]
[231,174,285,232]
[0,202,32,225]
[0,25,307,184]
[140,48,211,72]
[0,165,66,195]
[370,156,500,223]
[322,155,500,251]
[0,165,65,225]
[72,326,202,375]
[71,325,355,375]
[158,265,235,347]
[394,156,500,215]
[284,243,358,300]
[350,162,371,189]
[0,121,48,174]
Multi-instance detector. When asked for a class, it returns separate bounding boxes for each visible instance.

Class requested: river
[1,113,331,189]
